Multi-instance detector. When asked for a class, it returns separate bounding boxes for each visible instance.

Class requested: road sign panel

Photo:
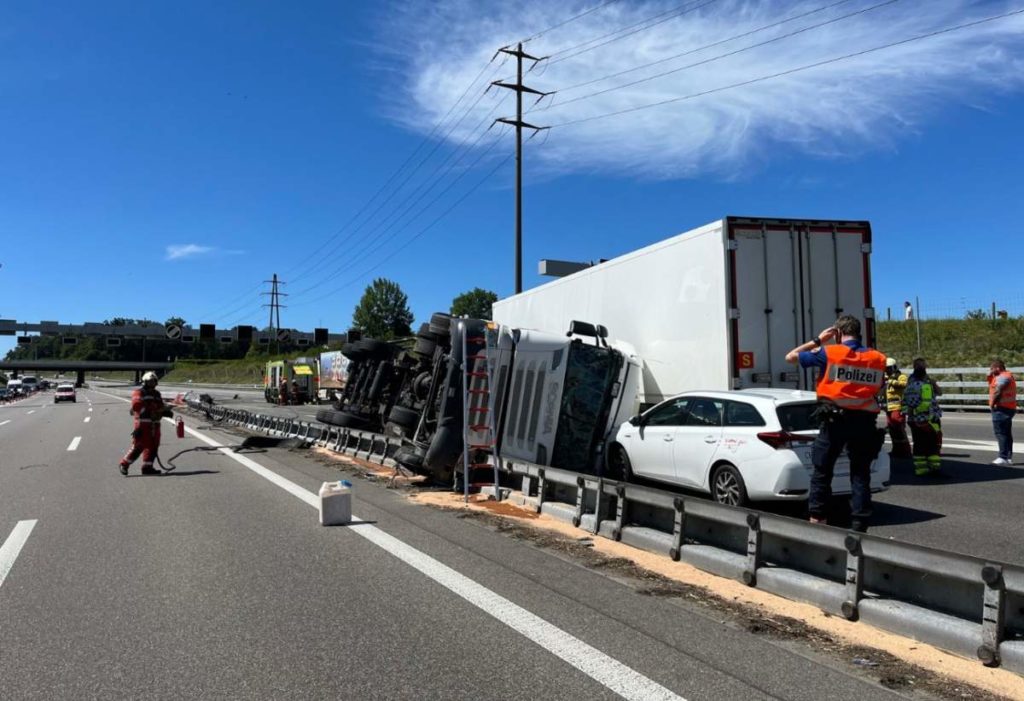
[277,329,291,343]
[165,323,182,340]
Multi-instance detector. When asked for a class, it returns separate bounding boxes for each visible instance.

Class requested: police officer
[785,315,886,532]
[119,371,171,476]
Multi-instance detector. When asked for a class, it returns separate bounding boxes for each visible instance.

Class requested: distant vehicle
[609,389,890,507]
[0,388,10,401]
[54,384,77,403]
[6,379,23,396]
[20,376,39,393]
[39,380,51,390]
[264,358,319,404]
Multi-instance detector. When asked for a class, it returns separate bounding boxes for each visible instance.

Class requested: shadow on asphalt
[887,456,1024,486]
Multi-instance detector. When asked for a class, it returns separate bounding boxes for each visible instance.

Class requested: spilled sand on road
[408,489,1024,701]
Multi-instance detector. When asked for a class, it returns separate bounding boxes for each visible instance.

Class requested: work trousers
[908,421,942,475]
[809,410,880,531]
[886,411,912,458]
[121,423,161,470]
[992,408,1015,461]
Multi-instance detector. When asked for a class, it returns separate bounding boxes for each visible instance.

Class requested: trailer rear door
[727,218,873,391]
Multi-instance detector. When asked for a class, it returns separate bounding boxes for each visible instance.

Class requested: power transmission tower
[492,43,550,294]
[262,274,287,353]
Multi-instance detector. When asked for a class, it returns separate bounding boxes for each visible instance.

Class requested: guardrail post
[591,478,607,535]
[743,513,762,586]
[669,497,686,562]
[333,429,344,452]
[842,534,864,620]
[979,564,1005,666]
[572,477,586,528]
[376,437,387,465]
[611,485,627,541]
[536,469,546,513]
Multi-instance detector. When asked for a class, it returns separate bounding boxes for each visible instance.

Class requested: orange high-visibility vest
[988,371,1017,410]
[817,344,886,412]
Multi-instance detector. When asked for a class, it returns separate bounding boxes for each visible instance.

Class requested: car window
[643,398,690,426]
[776,402,820,431]
[684,398,723,427]
[723,400,765,427]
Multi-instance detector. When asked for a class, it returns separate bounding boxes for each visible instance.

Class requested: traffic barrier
[183,397,1024,675]
[930,366,1024,410]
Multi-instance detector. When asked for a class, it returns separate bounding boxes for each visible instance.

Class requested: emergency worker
[988,358,1016,465]
[119,371,170,476]
[278,377,289,406]
[883,358,912,458]
[785,315,885,532]
[901,358,943,476]
[291,380,301,405]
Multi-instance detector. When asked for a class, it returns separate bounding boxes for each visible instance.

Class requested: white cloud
[374,0,1024,178]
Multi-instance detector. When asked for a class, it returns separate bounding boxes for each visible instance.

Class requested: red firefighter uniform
[119,380,166,475]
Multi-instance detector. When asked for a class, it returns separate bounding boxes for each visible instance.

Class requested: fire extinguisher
[176,416,185,439]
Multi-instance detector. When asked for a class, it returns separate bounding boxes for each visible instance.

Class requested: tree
[450,287,498,320]
[352,278,414,340]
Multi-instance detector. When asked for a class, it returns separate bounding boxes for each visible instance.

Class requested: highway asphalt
[2,387,928,700]
[149,382,1024,565]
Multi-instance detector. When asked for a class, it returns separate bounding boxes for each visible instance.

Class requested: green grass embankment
[876,318,1024,369]
[162,351,314,385]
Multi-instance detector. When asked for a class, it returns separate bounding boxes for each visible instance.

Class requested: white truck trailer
[493,216,875,407]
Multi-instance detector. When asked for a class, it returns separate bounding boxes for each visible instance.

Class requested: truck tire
[429,313,451,335]
[424,425,462,480]
[394,446,426,471]
[361,339,390,359]
[341,342,368,361]
[414,337,436,358]
[316,409,369,429]
[388,405,421,429]
[416,324,440,343]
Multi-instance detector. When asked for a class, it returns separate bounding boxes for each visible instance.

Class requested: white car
[609,389,890,506]
[54,384,77,403]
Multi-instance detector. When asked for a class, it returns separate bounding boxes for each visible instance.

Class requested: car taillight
[757,431,816,449]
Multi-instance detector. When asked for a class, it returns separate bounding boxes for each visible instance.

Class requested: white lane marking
[942,441,1000,453]
[26,410,35,415]
[96,390,685,701]
[67,436,82,451]
[182,424,682,700]
[0,520,37,589]
[83,417,91,423]
[88,407,93,412]
[0,420,10,427]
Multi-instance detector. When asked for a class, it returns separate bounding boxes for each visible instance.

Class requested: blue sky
[2,0,1023,357]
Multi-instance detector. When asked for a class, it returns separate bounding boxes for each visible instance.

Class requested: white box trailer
[493,216,875,407]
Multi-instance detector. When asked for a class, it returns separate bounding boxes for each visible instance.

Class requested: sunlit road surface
[0,387,912,700]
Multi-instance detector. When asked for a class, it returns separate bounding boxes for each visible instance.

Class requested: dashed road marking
[0,420,10,427]
[83,417,91,423]
[26,410,35,415]
[0,520,37,589]
[67,436,82,451]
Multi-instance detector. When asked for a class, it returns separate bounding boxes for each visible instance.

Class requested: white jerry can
[319,480,353,526]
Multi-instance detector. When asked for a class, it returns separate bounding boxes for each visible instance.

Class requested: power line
[549,7,1024,129]
[546,0,857,96]
[520,0,625,44]
[546,0,719,65]
[286,133,505,304]
[287,59,508,287]
[290,149,515,309]
[540,0,901,112]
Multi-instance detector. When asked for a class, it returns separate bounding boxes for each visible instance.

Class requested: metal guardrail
[183,397,1024,676]
[926,366,1024,410]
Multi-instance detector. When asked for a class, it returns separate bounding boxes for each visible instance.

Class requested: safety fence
[929,367,1024,410]
[185,397,1024,676]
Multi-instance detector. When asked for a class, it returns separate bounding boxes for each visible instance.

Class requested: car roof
[664,388,817,405]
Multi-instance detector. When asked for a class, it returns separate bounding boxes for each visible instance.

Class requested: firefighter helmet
[141,371,159,383]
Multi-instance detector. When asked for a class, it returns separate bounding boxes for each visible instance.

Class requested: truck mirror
[567,320,598,338]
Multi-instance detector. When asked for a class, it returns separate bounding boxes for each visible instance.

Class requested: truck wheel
[429,313,451,335]
[360,339,390,358]
[608,444,634,482]
[414,337,436,357]
[384,421,410,438]
[394,446,426,470]
[388,405,421,429]
[711,463,749,507]
[316,409,368,429]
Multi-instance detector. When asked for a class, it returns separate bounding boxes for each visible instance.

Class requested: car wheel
[710,463,748,507]
[607,443,633,482]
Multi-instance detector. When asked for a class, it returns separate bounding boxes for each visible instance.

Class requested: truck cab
[264,358,319,405]
[491,321,642,475]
